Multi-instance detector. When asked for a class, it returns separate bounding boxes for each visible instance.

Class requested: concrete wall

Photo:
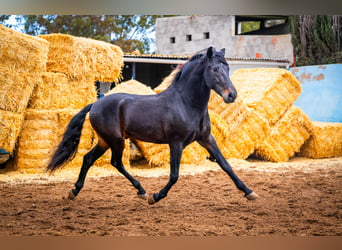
[155,15,294,64]
[291,64,342,122]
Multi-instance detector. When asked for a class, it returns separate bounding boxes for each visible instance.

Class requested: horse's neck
[174,74,210,112]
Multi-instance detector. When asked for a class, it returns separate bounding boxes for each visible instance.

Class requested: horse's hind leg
[110,140,147,199]
[69,144,108,199]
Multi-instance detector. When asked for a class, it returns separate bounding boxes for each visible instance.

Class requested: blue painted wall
[290,64,342,122]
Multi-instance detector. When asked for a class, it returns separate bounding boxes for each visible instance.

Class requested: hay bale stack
[298,121,342,159]
[0,110,24,153]
[0,24,49,74]
[106,79,155,96]
[57,109,94,151]
[255,106,313,162]
[0,25,49,114]
[29,72,97,110]
[209,94,270,159]
[132,139,208,167]
[15,109,59,173]
[0,25,49,155]
[231,68,302,125]
[38,34,123,82]
[15,109,94,173]
[0,71,44,114]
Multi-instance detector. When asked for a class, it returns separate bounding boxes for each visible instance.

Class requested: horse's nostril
[228,92,236,101]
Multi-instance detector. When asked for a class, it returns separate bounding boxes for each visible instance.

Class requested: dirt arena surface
[0,157,341,236]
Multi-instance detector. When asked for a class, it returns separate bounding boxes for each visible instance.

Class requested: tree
[289,15,342,66]
[0,15,162,53]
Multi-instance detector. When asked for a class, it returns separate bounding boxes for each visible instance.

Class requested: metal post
[132,62,136,79]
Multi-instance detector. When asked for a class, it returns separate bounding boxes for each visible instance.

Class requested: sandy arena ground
[0,156,341,236]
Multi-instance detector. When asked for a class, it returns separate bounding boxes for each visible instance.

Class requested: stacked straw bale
[0,110,24,152]
[106,79,155,96]
[208,94,270,159]
[15,109,95,173]
[0,25,49,74]
[57,109,95,170]
[298,122,342,159]
[38,34,123,82]
[231,68,302,125]
[14,33,124,173]
[28,72,97,110]
[0,25,49,114]
[15,109,59,173]
[0,25,49,154]
[255,106,313,162]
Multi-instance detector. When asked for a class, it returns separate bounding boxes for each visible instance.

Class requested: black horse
[47,47,258,204]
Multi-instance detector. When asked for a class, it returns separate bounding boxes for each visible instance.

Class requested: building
[121,15,293,88]
[155,15,293,64]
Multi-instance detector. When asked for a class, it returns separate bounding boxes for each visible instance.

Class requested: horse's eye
[213,67,219,72]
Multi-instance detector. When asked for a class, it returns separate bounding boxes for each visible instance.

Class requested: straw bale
[0,109,24,153]
[29,72,97,110]
[105,79,155,96]
[209,93,270,159]
[132,139,207,167]
[0,70,43,113]
[154,67,180,93]
[0,24,49,73]
[39,34,123,82]
[0,25,48,114]
[255,106,313,162]
[231,68,302,125]
[57,109,94,150]
[15,108,95,173]
[298,121,342,159]
[15,109,59,173]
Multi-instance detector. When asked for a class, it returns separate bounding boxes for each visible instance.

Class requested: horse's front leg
[198,134,258,200]
[148,142,182,205]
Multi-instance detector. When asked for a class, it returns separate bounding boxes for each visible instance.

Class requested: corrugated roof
[123,54,290,64]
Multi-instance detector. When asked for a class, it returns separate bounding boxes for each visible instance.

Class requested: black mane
[172,51,206,84]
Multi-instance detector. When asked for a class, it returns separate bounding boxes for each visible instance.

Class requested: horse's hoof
[147,193,156,205]
[68,190,76,200]
[245,192,259,200]
[137,193,147,200]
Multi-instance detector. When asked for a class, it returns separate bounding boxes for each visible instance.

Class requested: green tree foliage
[241,21,260,34]
[289,15,342,66]
[0,15,10,24]
[0,15,162,53]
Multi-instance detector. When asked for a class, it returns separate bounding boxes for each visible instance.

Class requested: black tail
[46,104,93,172]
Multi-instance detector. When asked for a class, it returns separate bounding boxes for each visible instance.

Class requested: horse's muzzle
[222,89,237,103]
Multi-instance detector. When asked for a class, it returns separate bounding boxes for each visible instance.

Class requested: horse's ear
[220,48,225,56]
[207,47,215,59]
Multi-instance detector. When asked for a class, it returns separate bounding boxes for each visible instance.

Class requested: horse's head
[203,47,237,103]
